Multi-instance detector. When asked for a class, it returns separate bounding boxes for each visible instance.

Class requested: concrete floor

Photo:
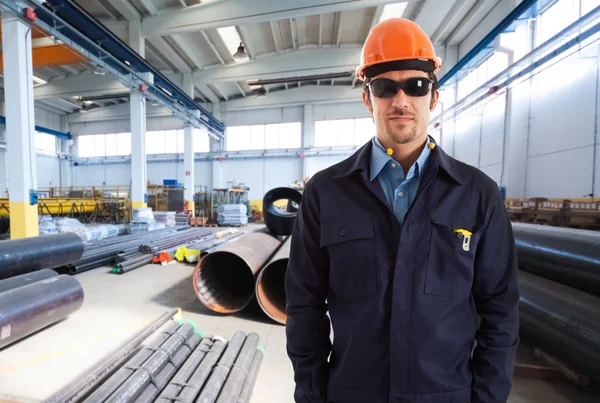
[0,250,599,402]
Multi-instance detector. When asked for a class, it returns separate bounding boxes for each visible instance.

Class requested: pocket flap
[321,217,374,247]
[431,216,478,234]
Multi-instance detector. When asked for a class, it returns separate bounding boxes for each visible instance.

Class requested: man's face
[362,70,439,146]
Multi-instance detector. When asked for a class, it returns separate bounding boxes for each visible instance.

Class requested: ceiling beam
[414,0,457,38]
[236,26,255,60]
[171,34,204,70]
[35,101,68,115]
[318,14,323,47]
[430,0,472,44]
[34,74,128,100]
[38,99,75,113]
[193,47,359,86]
[147,37,192,73]
[369,5,384,29]
[138,0,158,15]
[142,0,415,37]
[445,0,489,45]
[269,21,282,53]
[235,82,246,97]
[200,30,226,65]
[334,11,343,47]
[105,0,140,20]
[196,83,220,103]
[96,0,121,20]
[290,18,298,50]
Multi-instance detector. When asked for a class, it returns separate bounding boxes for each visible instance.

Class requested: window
[94,134,106,157]
[226,123,302,151]
[457,69,478,100]
[36,132,56,153]
[314,118,375,147]
[194,129,210,153]
[105,133,117,157]
[146,130,165,155]
[78,135,94,157]
[116,133,131,156]
[538,0,577,45]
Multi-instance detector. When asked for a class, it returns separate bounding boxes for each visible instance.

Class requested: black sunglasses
[367,77,433,98]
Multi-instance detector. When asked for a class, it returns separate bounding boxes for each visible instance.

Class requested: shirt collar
[369,136,432,182]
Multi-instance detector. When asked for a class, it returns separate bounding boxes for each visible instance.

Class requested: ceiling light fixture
[233,42,249,61]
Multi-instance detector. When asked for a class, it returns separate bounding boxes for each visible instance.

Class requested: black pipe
[0,275,84,349]
[518,271,600,383]
[43,308,179,403]
[194,331,247,403]
[105,324,196,402]
[155,338,214,402]
[133,333,202,403]
[82,321,182,403]
[262,187,302,236]
[0,269,58,294]
[0,233,84,280]
[235,349,265,403]
[176,338,228,402]
[215,333,260,403]
[512,222,600,296]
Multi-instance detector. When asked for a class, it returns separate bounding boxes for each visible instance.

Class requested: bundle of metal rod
[155,337,213,402]
[0,269,58,294]
[83,321,182,402]
[0,275,84,349]
[194,331,247,403]
[138,229,213,254]
[512,222,600,297]
[83,227,186,252]
[519,271,600,383]
[44,308,179,403]
[256,236,291,324]
[215,333,260,403]
[197,232,245,258]
[104,323,201,403]
[193,229,282,313]
[0,232,84,280]
[112,255,154,274]
[165,336,229,402]
[235,348,265,403]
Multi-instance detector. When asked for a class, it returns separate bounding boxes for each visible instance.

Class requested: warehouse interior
[0,0,599,402]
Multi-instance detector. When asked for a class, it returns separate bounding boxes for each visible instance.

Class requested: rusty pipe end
[255,258,288,325]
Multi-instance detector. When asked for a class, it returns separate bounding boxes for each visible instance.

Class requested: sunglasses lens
[370,79,398,98]
[403,78,431,97]
[369,78,432,98]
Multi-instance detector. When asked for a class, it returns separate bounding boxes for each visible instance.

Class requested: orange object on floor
[152,251,171,264]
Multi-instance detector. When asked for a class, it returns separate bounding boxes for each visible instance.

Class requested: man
[285,18,519,403]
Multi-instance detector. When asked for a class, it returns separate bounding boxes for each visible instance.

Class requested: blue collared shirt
[369,136,432,225]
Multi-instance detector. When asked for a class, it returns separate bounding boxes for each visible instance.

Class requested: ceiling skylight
[379,2,408,22]
[217,26,244,61]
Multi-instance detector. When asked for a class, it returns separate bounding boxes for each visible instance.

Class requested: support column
[129,20,145,57]
[211,103,223,190]
[183,74,196,215]
[131,89,147,209]
[302,104,314,179]
[2,15,38,238]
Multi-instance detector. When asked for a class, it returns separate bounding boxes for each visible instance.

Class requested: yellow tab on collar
[453,229,472,236]
[428,142,436,150]
[386,148,393,156]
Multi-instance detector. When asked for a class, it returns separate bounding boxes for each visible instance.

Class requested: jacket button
[339,228,346,236]
[390,216,397,225]
[456,232,463,239]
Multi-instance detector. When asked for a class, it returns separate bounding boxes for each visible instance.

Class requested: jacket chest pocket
[425,217,481,298]
[321,217,378,300]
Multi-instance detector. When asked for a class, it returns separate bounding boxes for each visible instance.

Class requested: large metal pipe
[0,275,84,349]
[44,308,179,403]
[215,333,260,403]
[255,236,291,324]
[0,269,58,294]
[236,349,264,403]
[518,271,600,383]
[0,233,84,280]
[512,222,600,297]
[193,229,281,313]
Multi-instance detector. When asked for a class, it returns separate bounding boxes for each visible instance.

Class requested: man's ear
[362,91,373,115]
[430,89,439,111]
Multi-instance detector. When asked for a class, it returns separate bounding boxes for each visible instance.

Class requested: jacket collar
[334,135,463,185]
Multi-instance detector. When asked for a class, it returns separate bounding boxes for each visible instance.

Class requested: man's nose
[391,89,410,109]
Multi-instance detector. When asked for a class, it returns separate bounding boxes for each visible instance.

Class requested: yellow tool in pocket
[453,229,472,251]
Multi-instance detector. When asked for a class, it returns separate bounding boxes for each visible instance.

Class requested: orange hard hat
[355,18,442,81]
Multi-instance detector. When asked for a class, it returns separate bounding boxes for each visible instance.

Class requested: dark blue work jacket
[285,137,519,403]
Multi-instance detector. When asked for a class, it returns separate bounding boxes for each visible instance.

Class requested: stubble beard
[385,122,419,145]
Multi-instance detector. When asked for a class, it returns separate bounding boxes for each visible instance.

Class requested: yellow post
[9,202,38,239]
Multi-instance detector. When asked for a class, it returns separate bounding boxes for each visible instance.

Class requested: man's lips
[389,115,413,123]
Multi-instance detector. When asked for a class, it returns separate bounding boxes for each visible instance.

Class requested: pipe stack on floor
[512,222,600,384]
[52,311,265,403]
[192,187,300,324]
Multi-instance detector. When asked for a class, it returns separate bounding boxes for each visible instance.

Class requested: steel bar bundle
[512,222,600,296]
[0,275,84,349]
[215,333,260,403]
[235,349,264,403]
[518,270,600,383]
[138,229,213,254]
[193,229,282,313]
[0,269,58,294]
[44,308,179,403]
[0,232,84,280]
[255,236,291,324]
[198,233,245,258]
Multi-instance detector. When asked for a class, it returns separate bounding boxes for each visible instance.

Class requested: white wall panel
[222,106,303,126]
[313,102,370,121]
[70,117,184,135]
[504,80,532,198]
[480,95,506,168]
[195,161,213,187]
[306,155,348,178]
[263,159,303,192]
[526,147,594,198]
[528,57,597,157]
[595,144,600,198]
[37,155,61,188]
[480,163,502,185]
[453,111,481,167]
[0,150,6,196]
[35,107,61,131]
[221,160,265,200]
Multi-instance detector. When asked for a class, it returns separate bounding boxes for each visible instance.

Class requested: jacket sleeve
[285,179,331,403]
[471,189,520,403]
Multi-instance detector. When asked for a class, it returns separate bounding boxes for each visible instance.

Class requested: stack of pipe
[0,271,84,349]
[255,236,291,324]
[138,229,213,254]
[57,315,265,403]
[511,222,600,384]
